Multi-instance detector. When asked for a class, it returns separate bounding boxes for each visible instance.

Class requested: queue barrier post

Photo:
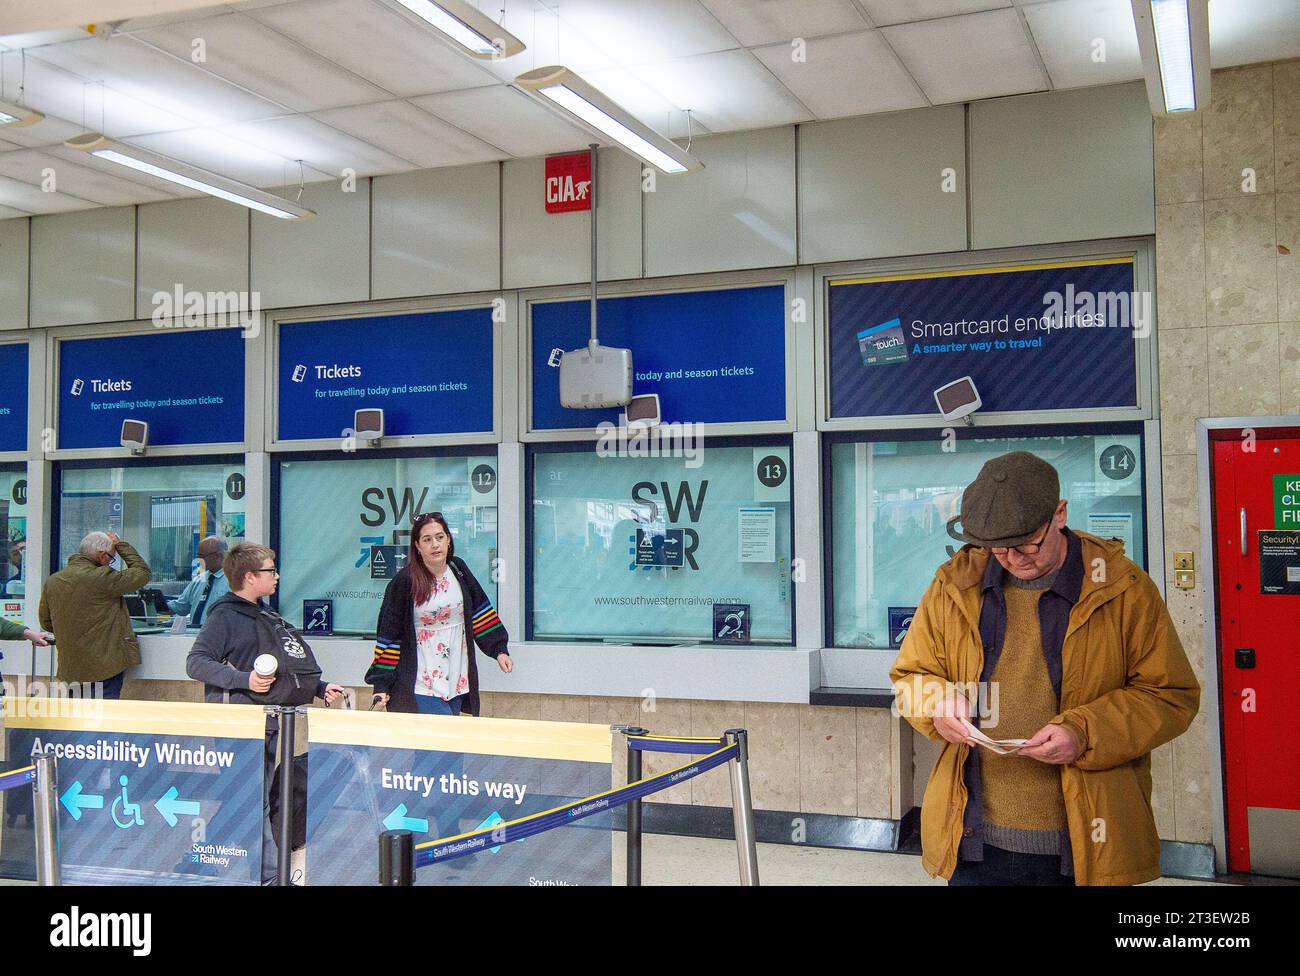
[724,729,760,886]
[274,705,303,888]
[379,830,414,886]
[31,751,60,886]
[613,725,649,886]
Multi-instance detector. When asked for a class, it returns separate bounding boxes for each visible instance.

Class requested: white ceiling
[0,0,1295,216]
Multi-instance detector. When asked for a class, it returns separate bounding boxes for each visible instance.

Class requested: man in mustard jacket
[39,531,151,700]
[891,452,1199,886]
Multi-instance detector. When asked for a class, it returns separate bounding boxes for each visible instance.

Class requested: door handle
[1240,507,1248,556]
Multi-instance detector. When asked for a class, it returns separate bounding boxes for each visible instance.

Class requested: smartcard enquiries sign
[828,258,1141,418]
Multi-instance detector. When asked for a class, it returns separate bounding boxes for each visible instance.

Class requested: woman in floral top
[368,511,512,715]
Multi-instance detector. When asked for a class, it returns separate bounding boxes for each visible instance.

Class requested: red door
[1211,427,1300,877]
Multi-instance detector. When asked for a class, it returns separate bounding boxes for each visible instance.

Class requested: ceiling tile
[629,48,812,133]
[16,54,198,136]
[220,113,417,176]
[26,33,283,130]
[0,147,182,204]
[753,29,927,119]
[0,203,29,218]
[699,0,870,46]
[883,8,1049,103]
[1209,0,1300,68]
[1023,0,1142,89]
[311,99,505,168]
[860,0,1011,27]
[246,0,500,97]
[412,85,593,157]
[0,173,96,212]
[134,11,391,112]
[127,125,334,186]
[535,0,741,66]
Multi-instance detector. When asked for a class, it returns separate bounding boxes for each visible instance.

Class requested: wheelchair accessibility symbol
[111,774,145,829]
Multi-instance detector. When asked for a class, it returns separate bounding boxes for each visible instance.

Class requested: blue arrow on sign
[155,786,201,827]
[59,781,104,821]
[382,803,429,833]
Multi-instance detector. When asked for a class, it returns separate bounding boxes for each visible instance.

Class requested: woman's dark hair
[408,511,454,605]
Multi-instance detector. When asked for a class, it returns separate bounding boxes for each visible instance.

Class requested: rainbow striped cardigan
[365,555,507,716]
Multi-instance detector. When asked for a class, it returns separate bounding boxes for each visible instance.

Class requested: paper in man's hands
[961,719,1030,755]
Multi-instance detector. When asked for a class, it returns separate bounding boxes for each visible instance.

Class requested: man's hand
[932,691,978,746]
[322,683,346,704]
[1019,723,1080,764]
[249,671,275,694]
[497,653,513,673]
[371,693,390,710]
[106,531,121,549]
[22,628,53,647]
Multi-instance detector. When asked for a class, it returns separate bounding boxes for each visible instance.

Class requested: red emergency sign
[545,151,592,213]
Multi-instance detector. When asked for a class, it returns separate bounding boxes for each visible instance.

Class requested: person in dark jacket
[186,542,344,884]
[367,511,512,715]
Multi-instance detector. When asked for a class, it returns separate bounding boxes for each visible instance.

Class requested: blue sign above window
[0,343,28,453]
[829,259,1140,418]
[531,286,787,430]
[57,330,245,449]
[277,308,494,441]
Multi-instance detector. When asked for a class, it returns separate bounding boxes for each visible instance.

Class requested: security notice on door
[1259,529,1300,595]
[0,699,266,885]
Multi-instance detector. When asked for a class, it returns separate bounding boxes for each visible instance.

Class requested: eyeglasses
[250,568,280,577]
[989,524,1053,556]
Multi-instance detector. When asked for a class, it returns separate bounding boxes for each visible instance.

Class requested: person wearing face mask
[890,451,1199,887]
[367,512,513,715]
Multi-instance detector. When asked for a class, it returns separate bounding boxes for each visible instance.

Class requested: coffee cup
[253,654,278,678]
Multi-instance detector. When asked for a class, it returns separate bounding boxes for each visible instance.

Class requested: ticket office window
[0,465,29,626]
[53,459,248,634]
[528,438,795,645]
[274,450,499,638]
[826,424,1147,649]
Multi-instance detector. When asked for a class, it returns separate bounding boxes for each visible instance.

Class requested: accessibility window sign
[0,699,266,885]
[306,710,613,885]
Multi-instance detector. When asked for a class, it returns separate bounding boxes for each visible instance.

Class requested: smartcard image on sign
[857,318,910,367]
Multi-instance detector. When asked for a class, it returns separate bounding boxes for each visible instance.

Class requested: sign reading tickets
[0,342,28,452]
[306,710,613,885]
[278,308,493,441]
[57,329,245,449]
[531,286,786,430]
[828,258,1140,418]
[0,699,265,885]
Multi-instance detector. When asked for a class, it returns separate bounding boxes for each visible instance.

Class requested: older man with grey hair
[169,536,230,629]
[39,530,151,699]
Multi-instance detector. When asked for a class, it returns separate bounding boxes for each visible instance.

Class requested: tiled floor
[611,834,1226,886]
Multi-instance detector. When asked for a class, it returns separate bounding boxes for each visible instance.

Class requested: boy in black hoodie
[186,543,344,883]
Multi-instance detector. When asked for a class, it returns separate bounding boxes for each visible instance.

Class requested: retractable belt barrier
[415,738,737,867]
[380,727,761,886]
[0,764,35,792]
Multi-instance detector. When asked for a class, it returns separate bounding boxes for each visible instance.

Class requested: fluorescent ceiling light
[385,0,525,60]
[65,133,314,219]
[1131,0,1210,114]
[0,98,42,128]
[513,66,701,175]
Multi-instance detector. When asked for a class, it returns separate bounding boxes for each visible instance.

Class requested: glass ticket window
[828,426,1147,649]
[529,439,794,645]
[275,451,498,637]
[55,461,247,633]
[0,465,29,626]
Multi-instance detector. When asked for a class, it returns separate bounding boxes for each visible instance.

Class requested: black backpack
[249,607,322,706]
